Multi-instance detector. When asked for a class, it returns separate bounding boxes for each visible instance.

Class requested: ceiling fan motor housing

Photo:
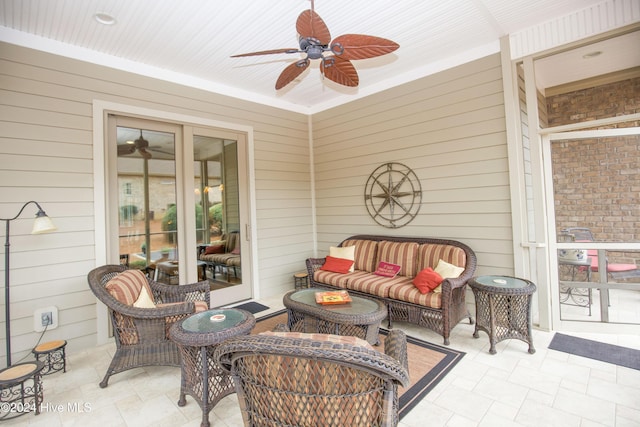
[299,37,327,60]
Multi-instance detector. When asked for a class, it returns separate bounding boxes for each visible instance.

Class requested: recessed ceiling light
[94,12,116,26]
[582,51,602,59]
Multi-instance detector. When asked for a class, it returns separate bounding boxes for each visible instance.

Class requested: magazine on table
[315,290,352,305]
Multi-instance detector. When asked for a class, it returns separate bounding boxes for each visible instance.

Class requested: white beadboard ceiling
[1,0,638,113]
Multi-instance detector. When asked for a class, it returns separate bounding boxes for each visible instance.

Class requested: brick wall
[547,77,640,127]
[548,77,640,266]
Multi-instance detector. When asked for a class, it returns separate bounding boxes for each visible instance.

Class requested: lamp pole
[2,201,56,367]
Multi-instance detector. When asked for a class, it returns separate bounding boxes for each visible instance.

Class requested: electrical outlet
[41,312,52,326]
[34,306,58,332]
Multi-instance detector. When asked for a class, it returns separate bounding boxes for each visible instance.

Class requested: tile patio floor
[6,294,640,426]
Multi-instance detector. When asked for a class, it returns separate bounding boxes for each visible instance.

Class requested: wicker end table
[469,275,536,355]
[283,288,387,346]
[170,308,255,427]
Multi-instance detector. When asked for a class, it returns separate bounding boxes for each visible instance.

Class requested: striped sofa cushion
[342,239,379,272]
[388,282,442,309]
[416,243,466,271]
[346,273,412,298]
[313,270,370,289]
[376,241,419,277]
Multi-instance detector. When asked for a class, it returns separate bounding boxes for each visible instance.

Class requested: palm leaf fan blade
[276,60,310,89]
[321,57,359,87]
[230,48,299,58]
[331,34,399,60]
[296,10,331,45]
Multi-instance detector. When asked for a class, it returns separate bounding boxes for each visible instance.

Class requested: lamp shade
[31,211,57,234]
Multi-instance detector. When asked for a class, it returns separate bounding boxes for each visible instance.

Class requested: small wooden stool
[32,340,67,375]
[293,272,309,289]
[0,361,44,420]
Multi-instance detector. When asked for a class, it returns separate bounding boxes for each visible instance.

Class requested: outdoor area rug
[549,333,640,370]
[253,310,465,419]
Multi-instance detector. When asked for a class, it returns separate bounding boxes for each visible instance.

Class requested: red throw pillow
[320,256,355,274]
[204,244,224,255]
[231,247,240,255]
[412,267,443,294]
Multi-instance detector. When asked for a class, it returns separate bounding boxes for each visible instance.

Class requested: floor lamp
[2,201,57,367]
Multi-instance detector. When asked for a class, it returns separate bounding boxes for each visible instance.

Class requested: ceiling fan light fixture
[231,1,398,90]
[94,12,116,26]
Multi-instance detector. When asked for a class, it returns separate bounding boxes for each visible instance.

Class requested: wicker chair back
[215,330,409,427]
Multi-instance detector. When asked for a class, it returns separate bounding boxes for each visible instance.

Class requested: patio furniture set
[87,264,409,426]
[557,227,639,319]
[85,233,537,426]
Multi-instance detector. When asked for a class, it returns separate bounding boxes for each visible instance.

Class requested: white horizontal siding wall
[312,54,513,277]
[0,42,313,364]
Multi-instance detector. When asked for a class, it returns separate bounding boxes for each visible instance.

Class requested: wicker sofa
[306,235,477,345]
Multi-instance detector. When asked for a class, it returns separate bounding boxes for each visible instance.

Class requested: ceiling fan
[117,130,152,159]
[231,0,399,90]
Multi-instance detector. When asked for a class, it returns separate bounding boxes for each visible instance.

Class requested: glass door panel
[110,116,252,306]
[193,128,251,305]
[115,122,180,284]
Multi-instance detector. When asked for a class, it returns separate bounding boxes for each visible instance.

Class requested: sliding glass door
[109,116,252,306]
[190,126,251,305]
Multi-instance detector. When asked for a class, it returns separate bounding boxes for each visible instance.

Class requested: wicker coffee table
[170,308,255,427]
[469,275,536,354]
[283,288,387,345]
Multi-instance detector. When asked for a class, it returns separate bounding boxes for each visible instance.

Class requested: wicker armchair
[87,264,210,388]
[214,327,410,427]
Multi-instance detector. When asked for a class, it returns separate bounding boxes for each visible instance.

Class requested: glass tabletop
[181,308,245,333]
[474,275,531,289]
[290,288,381,315]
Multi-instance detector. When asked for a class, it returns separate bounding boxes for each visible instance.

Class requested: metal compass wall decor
[364,162,422,228]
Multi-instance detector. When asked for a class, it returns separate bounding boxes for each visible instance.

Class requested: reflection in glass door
[111,117,252,306]
[115,121,180,284]
[193,128,251,305]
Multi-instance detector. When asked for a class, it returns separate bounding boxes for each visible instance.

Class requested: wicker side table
[469,275,536,355]
[283,288,387,346]
[0,361,45,420]
[169,308,255,427]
